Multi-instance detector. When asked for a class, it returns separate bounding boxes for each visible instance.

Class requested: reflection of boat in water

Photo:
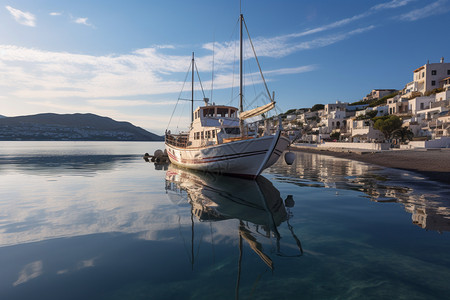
[165,164,303,272]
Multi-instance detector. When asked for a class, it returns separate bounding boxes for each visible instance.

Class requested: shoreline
[290,145,450,185]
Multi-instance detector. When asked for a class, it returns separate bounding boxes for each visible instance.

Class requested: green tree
[311,104,324,112]
[393,127,414,143]
[330,132,340,140]
[284,108,297,115]
[373,115,402,140]
[356,110,378,120]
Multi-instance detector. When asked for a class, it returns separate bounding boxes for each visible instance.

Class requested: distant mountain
[0,113,164,141]
[0,115,6,119]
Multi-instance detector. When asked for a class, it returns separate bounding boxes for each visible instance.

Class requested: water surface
[0,141,449,299]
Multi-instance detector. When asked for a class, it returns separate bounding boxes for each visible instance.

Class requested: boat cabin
[188,105,242,148]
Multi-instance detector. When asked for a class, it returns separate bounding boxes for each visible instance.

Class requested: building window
[212,130,215,138]
[420,103,424,110]
[431,70,437,75]
[422,72,424,78]
[448,70,450,75]
[201,132,204,139]
[431,80,436,86]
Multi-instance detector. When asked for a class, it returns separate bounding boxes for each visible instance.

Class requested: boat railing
[165,133,189,148]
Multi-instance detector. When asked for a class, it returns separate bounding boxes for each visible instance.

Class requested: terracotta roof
[414,66,425,72]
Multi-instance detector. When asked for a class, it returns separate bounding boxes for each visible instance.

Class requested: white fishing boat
[165,13,290,178]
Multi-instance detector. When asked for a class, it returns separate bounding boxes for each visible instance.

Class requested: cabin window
[212,130,216,138]
[224,127,240,134]
[203,108,214,117]
[201,131,204,139]
[216,107,229,117]
[206,131,211,139]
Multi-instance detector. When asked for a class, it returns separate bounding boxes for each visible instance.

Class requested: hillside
[0,113,164,141]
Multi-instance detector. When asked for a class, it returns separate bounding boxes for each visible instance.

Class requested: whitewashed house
[408,96,435,115]
[349,119,384,142]
[411,57,450,95]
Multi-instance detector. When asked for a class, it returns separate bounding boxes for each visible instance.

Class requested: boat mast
[239,14,244,113]
[239,14,244,136]
[191,52,195,124]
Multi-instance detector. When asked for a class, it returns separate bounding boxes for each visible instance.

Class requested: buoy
[284,195,295,208]
[154,149,164,158]
[284,152,295,165]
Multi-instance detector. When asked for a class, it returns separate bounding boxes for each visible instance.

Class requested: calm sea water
[0,141,449,300]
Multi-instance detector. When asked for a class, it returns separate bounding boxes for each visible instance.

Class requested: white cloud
[285,13,370,39]
[74,17,92,27]
[5,5,36,27]
[50,12,62,16]
[291,25,376,53]
[399,0,450,21]
[281,0,414,39]
[205,25,376,61]
[371,0,417,11]
[264,65,318,76]
[88,99,178,107]
[13,261,43,286]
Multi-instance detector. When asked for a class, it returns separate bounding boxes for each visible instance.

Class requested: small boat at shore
[165,13,289,178]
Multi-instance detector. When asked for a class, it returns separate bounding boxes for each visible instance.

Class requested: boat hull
[165,132,289,178]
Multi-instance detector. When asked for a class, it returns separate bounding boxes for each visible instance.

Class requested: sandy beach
[291,145,450,184]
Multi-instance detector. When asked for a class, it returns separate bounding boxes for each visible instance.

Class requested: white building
[324,101,348,115]
[363,89,397,101]
[285,114,296,121]
[411,57,450,95]
[387,95,410,115]
[435,90,450,102]
[348,119,384,142]
[356,106,388,118]
[408,96,435,115]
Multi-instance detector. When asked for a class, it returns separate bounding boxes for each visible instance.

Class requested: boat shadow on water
[165,165,303,273]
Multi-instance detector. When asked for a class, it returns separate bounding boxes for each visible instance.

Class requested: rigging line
[210,33,215,102]
[167,61,192,129]
[175,96,188,130]
[178,98,205,102]
[194,62,206,99]
[178,214,193,264]
[209,222,216,264]
[231,20,239,105]
[242,46,260,110]
[243,17,273,102]
[235,226,243,300]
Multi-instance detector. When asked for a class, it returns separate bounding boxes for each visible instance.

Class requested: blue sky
[1,0,449,134]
